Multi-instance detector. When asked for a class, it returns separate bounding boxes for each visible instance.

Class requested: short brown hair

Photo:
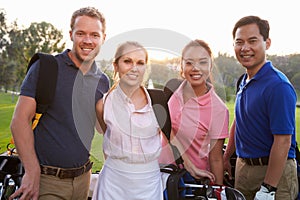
[70,7,106,34]
[232,15,270,41]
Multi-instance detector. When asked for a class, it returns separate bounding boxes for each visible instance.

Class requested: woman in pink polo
[161,39,229,185]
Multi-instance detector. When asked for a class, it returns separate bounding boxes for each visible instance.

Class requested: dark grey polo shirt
[20,50,109,168]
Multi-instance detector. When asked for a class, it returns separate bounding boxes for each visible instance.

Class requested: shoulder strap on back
[147,88,184,166]
[27,52,58,114]
[147,89,171,140]
[27,53,58,130]
[163,78,183,101]
[147,78,183,139]
[236,74,245,94]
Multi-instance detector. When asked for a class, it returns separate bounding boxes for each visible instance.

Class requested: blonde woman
[93,41,163,200]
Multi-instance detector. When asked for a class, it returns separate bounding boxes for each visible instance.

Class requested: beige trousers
[235,158,298,200]
[39,170,91,200]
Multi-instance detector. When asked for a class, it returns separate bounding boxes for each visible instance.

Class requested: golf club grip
[0,159,8,171]
[17,162,23,186]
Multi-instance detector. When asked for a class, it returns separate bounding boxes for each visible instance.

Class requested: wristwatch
[262,182,277,192]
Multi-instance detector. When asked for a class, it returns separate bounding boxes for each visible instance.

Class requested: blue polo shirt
[235,61,297,159]
[20,50,110,168]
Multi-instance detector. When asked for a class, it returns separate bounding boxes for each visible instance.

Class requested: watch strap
[262,182,277,192]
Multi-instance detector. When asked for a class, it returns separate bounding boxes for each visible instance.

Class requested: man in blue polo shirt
[223,16,298,200]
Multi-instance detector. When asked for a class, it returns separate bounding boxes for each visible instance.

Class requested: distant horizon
[2,0,300,59]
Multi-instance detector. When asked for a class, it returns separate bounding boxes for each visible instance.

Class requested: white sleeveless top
[102,85,161,165]
[92,85,164,200]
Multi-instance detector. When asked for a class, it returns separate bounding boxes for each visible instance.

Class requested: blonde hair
[110,41,149,91]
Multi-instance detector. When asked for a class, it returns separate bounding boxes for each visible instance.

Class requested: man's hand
[9,170,40,200]
[254,185,275,200]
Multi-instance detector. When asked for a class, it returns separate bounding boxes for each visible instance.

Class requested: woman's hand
[184,157,215,183]
[223,155,233,179]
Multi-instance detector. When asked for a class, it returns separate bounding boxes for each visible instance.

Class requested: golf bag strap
[27,53,58,130]
[147,88,184,166]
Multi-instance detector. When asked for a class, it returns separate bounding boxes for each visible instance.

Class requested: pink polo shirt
[160,80,229,170]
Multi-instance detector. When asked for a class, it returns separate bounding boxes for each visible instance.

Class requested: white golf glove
[254,185,275,200]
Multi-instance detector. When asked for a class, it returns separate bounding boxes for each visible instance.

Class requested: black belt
[241,157,293,166]
[40,160,93,179]
[241,157,269,166]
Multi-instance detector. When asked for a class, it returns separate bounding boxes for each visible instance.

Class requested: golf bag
[222,144,237,188]
[0,146,24,200]
[159,143,244,199]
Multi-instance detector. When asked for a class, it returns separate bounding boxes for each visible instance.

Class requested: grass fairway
[1,91,299,172]
[0,92,18,154]
[90,133,105,172]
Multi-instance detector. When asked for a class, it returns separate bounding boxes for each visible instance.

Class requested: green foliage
[149,62,180,88]
[269,55,300,95]
[0,10,9,50]
[0,10,66,91]
[215,53,245,88]
[0,61,17,92]
[291,72,300,92]
[23,22,65,58]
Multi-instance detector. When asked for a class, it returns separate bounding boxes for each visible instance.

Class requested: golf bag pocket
[161,164,187,200]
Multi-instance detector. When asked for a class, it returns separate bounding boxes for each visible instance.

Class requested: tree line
[0,9,65,92]
[1,9,299,102]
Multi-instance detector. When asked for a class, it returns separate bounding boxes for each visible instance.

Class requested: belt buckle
[41,160,92,179]
[59,169,69,179]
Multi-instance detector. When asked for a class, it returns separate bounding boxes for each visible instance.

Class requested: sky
[1,0,300,59]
